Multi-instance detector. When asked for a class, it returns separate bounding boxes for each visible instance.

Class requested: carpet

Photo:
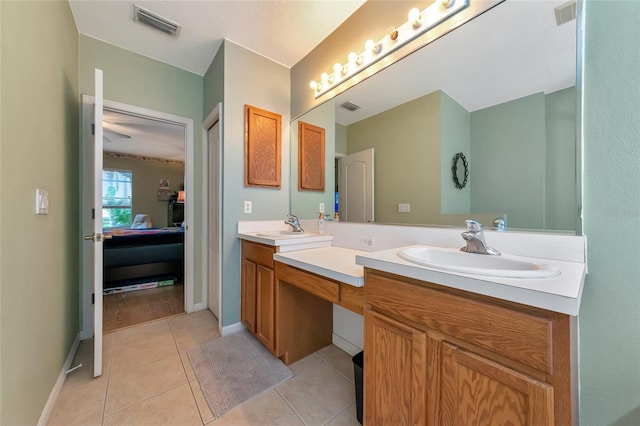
[187,329,293,419]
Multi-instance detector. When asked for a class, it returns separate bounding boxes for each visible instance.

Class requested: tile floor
[48,310,360,426]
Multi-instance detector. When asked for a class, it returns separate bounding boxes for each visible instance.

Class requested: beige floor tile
[181,349,197,382]
[105,354,187,415]
[168,310,217,332]
[276,362,355,426]
[47,376,107,426]
[103,383,202,426]
[169,310,220,351]
[313,344,345,361]
[190,379,215,424]
[65,333,116,389]
[322,348,355,384]
[113,318,170,346]
[110,328,178,370]
[210,389,303,425]
[288,353,322,376]
[325,403,361,426]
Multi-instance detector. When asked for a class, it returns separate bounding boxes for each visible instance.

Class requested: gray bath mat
[187,329,293,419]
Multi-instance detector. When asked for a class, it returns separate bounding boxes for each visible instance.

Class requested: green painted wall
[580,2,640,424]
[78,35,205,304]
[103,155,185,227]
[545,86,577,231]
[0,1,79,423]
[440,92,471,214]
[347,91,442,224]
[470,92,546,229]
[291,100,335,220]
[217,41,290,327]
[204,42,224,115]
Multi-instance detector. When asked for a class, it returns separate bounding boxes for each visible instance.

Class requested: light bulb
[364,39,381,55]
[321,72,329,83]
[365,39,374,52]
[408,7,422,26]
[309,81,317,90]
[348,52,358,65]
[333,63,342,74]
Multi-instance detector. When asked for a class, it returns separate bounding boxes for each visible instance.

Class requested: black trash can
[352,351,364,424]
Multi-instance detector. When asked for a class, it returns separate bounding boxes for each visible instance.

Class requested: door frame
[202,103,223,333]
[80,96,197,340]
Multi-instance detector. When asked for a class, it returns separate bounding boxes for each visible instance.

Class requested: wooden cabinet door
[440,342,554,425]
[256,264,276,352]
[364,310,427,426]
[241,258,257,333]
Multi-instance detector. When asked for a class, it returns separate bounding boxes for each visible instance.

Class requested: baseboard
[37,333,81,426]
[221,321,245,336]
[332,333,362,356]
[188,302,206,313]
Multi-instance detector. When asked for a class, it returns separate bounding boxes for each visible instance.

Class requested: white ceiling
[103,109,186,161]
[68,0,366,75]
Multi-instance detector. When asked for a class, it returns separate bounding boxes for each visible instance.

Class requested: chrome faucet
[460,219,501,255]
[284,214,304,232]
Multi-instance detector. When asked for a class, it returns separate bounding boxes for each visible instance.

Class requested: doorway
[80,97,196,339]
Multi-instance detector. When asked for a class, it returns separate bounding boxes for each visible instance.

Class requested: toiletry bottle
[334,212,339,221]
[318,212,325,235]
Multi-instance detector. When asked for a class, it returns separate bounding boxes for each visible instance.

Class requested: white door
[339,148,374,222]
[207,121,220,319]
[82,69,104,377]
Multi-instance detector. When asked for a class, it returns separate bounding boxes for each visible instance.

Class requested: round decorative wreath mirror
[451,152,468,189]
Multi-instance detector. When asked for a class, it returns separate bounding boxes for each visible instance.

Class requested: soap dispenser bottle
[318,212,325,235]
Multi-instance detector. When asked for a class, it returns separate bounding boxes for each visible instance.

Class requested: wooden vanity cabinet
[241,240,277,354]
[364,269,574,426]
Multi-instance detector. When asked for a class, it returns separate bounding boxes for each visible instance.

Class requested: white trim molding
[37,333,81,426]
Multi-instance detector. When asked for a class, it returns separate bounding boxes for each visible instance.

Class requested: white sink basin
[256,230,313,238]
[397,246,560,279]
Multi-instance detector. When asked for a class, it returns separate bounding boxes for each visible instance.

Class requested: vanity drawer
[339,283,364,315]
[242,240,276,267]
[276,262,339,304]
[365,269,553,374]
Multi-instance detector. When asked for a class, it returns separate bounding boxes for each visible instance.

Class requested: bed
[103,227,184,293]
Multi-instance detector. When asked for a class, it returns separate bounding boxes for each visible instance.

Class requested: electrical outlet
[360,236,375,248]
[319,202,325,213]
[398,203,411,213]
[244,200,252,214]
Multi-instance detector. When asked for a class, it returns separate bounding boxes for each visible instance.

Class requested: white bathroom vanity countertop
[238,231,333,252]
[356,246,586,316]
[274,246,365,287]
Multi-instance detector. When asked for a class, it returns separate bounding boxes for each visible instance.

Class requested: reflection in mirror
[291,0,579,233]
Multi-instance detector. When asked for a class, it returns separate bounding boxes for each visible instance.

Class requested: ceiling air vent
[554,0,577,26]
[134,5,181,37]
[341,101,361,112]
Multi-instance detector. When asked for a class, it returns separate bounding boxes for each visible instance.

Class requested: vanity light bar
[309,0,469,99]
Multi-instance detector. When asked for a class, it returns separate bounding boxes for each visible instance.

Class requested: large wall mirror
[290,0,580,233]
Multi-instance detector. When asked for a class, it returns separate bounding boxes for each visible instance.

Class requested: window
[102,169,132,228]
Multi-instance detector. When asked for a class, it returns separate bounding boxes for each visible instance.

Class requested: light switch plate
[244,200,252,214]
[36,188,49,215]
[319,203,325,213]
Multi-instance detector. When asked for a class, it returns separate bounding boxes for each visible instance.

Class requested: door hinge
[91,123,95,135]
[92,293,95,304]
[92,208,95,219]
